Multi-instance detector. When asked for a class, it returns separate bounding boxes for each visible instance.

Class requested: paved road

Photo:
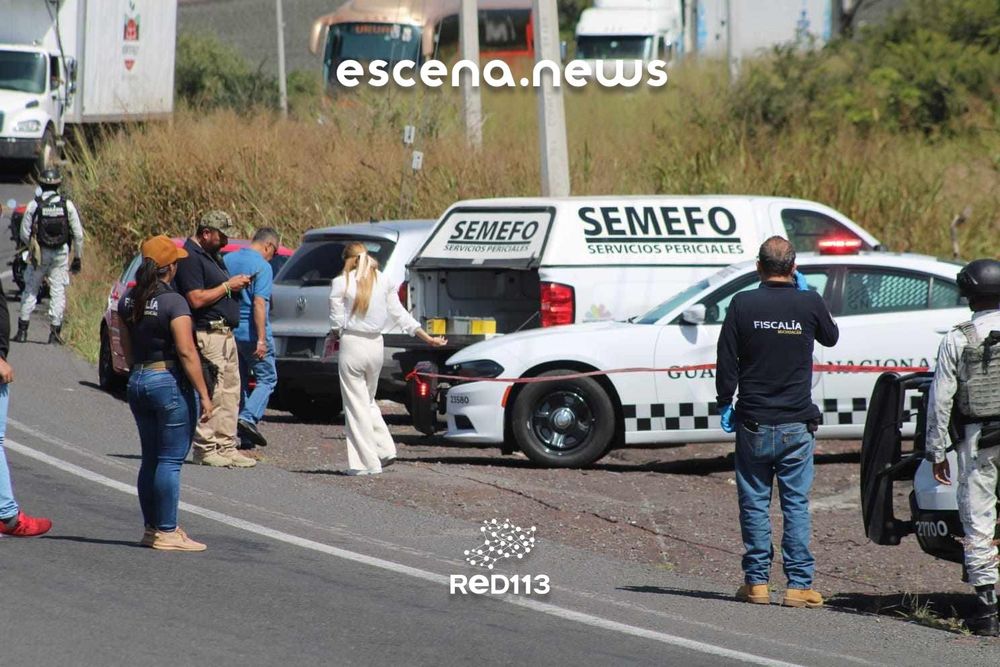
[1,181,999,665]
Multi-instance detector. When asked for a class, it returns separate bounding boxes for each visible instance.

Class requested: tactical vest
[955,321,1000,420]
[33,196,70,249]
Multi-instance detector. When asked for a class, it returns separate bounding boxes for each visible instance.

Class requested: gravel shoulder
[248,401,981,631]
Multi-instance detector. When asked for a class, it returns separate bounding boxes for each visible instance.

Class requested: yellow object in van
[470,318,496,335]
[425,318,447,335]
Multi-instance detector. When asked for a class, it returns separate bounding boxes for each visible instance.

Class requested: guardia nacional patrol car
[437,252,966,467]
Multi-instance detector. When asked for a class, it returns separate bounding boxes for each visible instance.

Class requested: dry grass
[62,61,1000,361]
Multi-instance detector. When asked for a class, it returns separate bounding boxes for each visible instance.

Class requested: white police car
[436,251,966,467]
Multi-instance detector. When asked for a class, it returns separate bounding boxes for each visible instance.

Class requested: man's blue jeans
[735,420,816,589]
[127,368,196,531]
[236,338,277,425]
[0,385,18,520]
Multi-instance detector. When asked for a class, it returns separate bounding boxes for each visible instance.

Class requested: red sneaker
[0,510,52,537]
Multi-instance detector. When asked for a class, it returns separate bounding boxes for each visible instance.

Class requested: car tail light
[126,281,136,289]
[398,281,409,309]
[817,236,863,255]
[540,282,575,327]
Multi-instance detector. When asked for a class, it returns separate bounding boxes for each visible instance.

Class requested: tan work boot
[140,525,156,547]
[735,583,771,605]
[782,588,824,608]
[192,450,233,467]
[150,527,207,552]
[220,448,257,468]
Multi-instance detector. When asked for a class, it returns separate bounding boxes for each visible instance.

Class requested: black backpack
[33,196,70,249]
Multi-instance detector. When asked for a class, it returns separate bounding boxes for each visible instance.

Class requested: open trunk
[410,267,541,336]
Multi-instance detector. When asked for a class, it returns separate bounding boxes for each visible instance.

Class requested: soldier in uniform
[926,258,1000,637]
[14,168,84,345]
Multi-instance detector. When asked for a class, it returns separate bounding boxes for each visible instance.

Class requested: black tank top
[117,282,192,364]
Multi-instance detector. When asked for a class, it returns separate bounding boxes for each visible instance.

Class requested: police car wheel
[512,371,615,468]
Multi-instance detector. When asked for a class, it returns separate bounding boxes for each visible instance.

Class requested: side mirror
[681,304,706,325]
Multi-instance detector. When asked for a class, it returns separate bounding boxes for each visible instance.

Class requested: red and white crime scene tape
[406,363,931,385]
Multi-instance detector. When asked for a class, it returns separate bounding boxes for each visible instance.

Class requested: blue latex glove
[794,271,809,291]
[719,404,735,433]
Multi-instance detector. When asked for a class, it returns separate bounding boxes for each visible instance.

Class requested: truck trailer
[0,0,177,173]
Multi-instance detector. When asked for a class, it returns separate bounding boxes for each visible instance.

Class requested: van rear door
[409,206,555,336]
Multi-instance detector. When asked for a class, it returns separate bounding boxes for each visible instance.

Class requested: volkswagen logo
[296,296,307,313]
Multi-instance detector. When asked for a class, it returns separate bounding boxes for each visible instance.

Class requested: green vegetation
[63,1,1000,359]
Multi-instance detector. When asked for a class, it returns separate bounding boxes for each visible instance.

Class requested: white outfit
[330,270,420,472]
[19,192,84,326]
[926,309,1000,587]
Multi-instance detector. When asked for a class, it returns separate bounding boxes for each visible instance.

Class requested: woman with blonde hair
[330,242,446,475]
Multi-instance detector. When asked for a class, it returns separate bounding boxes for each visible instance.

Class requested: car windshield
[275,237,395,286]
[635,280,709,324]
[328,23,422,64]
[576,35,650,59]
[0,50,46,94]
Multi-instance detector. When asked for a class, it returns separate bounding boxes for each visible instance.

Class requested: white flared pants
[338,331,396,472]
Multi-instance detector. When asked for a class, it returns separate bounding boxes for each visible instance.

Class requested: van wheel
[98,327,125,393]
[511,370,615,468]
[286,390,343,422]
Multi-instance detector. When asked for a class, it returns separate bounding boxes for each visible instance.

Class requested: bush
[175,32,279,110]
[731,0,1000,135]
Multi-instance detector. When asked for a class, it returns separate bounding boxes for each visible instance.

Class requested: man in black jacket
[716,236,839,608]
[0,277,52,536]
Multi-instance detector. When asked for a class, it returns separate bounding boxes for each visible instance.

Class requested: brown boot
[192,450,233,467]
[220,448,257,468]
[735,584,771,604]
[782,588,824,608]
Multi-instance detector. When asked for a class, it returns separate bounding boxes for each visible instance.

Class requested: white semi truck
[0,0,177,173]
[574,0,683,76]
[692,0,833,59]
[574,0,835,74]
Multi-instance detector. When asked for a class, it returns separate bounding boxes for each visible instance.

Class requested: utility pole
[533,0,570,196]
[276,0,288,117]
[459,0,482,148]
[683,0,696,58]
[724,0,737,82]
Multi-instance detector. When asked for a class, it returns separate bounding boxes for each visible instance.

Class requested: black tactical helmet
[37,168,62,187]
[957,259,1000,298]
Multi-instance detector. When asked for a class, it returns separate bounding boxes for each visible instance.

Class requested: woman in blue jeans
[119,236,213,551]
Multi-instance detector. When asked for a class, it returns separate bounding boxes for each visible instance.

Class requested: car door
[820,266,966,436]
[651,267,835,442]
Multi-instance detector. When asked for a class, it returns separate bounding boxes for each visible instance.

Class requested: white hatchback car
[434,252,966,467]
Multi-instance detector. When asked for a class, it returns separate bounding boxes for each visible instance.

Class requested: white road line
[4,437,804,667]
[0,269,12,281]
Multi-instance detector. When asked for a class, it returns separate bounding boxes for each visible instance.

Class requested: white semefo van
[398,195,881,429]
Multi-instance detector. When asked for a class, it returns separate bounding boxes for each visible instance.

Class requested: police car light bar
[817,236,863,254]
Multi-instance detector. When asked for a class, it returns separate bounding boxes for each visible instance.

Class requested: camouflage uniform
[926,310,1000,589]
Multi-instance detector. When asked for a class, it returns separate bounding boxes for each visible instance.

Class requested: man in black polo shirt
[716,236,839,609]
[174,211,255,468]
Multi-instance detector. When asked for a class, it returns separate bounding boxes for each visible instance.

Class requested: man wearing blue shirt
[224,228,280,448]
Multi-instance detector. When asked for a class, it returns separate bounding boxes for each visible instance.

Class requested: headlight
[14,120,42,133]
[447,360,505,380]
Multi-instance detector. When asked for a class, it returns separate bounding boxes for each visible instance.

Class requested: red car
[98,237,294,391]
